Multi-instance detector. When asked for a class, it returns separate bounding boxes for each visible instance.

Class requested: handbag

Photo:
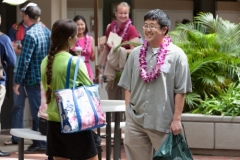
[55,56,106,133]
[153,124,193,160]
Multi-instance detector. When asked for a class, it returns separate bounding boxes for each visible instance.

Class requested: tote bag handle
[64,56,100,128]
[73,57,100,126]
[65,56,80,89]
[65,56,73,88]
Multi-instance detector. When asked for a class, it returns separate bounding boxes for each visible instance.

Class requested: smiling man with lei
[118,9,192,160]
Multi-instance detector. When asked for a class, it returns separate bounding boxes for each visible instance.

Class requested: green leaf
[113,41,141,52]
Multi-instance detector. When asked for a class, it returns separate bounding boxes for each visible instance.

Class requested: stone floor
[0,129,240,160]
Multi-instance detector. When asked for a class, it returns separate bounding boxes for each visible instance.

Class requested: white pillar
[51,0,67,26]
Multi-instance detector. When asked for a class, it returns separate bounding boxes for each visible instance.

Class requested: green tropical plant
[192,83,240,117]
[184,92,202,112]
[169,13,240,111]
[113,41,141,53]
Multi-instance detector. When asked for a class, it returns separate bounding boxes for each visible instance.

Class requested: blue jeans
[11,73,27,143]
[25,83,46,148]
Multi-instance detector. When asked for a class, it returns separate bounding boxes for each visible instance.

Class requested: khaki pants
[0,84,6,130]
[124,111,168,160]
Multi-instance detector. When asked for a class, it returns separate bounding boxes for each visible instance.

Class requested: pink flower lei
[139,36,172,82]
[77,34,89,55]
[113,19,132,39]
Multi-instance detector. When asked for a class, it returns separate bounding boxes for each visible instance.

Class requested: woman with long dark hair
[41,19,98,160]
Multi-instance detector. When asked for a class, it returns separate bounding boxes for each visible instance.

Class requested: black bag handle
[182,122,189,147]
[172,123,188,149]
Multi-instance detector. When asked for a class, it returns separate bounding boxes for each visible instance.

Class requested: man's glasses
[143,25,160,30]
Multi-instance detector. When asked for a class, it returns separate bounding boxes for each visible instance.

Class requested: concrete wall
[133,0,193,10]
[182,114,240,156]
[16,0,240,30]
[67,0,103,9]
[216,1,240,24]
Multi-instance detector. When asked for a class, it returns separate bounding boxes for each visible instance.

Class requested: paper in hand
[107,32,122,46]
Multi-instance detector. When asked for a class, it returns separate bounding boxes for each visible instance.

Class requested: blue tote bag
[55,56,106,133]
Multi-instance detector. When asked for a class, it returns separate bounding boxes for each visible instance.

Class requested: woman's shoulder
[128,24,138,32]
[126,25,140,40]
[108,21,115,28]
[53,52,72,63]
[105,22,114,35]
[106,24,111,31]
[70,57,87,70]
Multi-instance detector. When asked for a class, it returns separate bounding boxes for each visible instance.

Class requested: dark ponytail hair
[46,19,77,104]
[73,15,89,35]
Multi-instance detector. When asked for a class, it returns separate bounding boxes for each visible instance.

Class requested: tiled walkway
[0,130,240,160]
[2,146,240,160]
[1,151,240,160]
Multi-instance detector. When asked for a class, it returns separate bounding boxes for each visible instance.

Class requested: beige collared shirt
[118,43,192,133]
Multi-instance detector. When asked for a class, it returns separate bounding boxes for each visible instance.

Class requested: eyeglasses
[143,25,160,30]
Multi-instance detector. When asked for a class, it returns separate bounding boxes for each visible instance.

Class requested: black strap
[182,122,194,160]
[172,123,188,149]
[182,122,189,145]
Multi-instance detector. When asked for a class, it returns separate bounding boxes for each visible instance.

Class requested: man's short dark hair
[21,3,41,20]
[144,9,171,34]
[24,6,41,20]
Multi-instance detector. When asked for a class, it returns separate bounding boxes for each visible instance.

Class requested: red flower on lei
[139,36,172,82]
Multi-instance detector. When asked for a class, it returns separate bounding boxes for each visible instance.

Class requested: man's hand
[107,41,115,49]
[13,83,20,95]
[170,119,182,135]
[99,43,105,52]
[12,42,21,55]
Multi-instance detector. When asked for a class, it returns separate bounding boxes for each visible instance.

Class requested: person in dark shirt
[0,14,16,157]
[4,1,30,146]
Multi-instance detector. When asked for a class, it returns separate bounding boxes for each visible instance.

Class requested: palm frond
[194,12,225,34]
[184,92,202,111]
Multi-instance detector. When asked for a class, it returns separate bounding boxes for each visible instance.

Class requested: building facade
[0,0,239,129]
